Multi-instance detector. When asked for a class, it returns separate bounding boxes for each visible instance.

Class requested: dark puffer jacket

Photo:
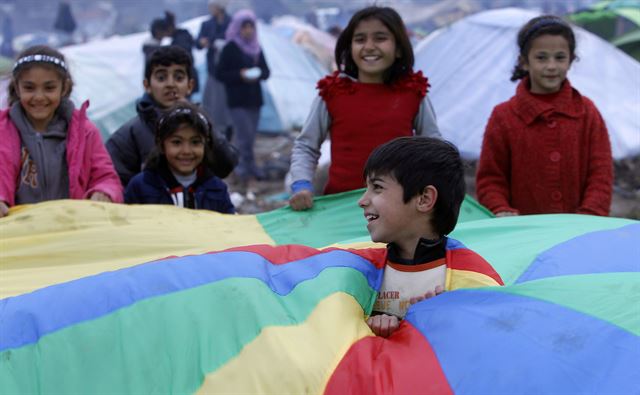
[106,94,238,187]
[124,162,235,214]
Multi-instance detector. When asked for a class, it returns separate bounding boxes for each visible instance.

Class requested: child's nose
[363,38,375,50]
[358,193,369,207]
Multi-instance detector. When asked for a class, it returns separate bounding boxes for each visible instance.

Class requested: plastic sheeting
[415,8,640,159]
[6,15,329,139]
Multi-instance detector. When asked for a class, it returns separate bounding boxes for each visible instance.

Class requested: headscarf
[225,9,261,60]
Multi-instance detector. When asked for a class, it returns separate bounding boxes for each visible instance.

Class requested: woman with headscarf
[215,9,270,192]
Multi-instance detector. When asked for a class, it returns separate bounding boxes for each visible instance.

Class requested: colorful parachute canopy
[1,193,638,394]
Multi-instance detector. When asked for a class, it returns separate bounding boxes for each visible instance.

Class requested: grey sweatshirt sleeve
[288,96,331,185]
[414,95,441,138]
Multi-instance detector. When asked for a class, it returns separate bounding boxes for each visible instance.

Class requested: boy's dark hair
[8,45,74,105]
[511,15,577,81]
[145,102,217,172]
[363,136,466,236]
[144,45,193,81]
[335,6,413,84]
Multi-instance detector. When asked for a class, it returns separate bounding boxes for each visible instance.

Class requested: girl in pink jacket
[0,45,123,217]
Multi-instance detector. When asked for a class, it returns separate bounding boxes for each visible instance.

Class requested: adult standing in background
[164,11,199,94]
[196,0,232,140]
[216,9,270,192]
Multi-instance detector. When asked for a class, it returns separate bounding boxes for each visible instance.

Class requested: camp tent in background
[415,7,640,160]
[0,15,328,140]
[569,0,640,60]
[1,196,638,394]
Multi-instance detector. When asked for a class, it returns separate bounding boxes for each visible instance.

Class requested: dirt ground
[226,132,640,220]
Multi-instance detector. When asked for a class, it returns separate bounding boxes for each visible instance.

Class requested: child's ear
[416,185,437,213]
[187,78,195,95]
[61,78,71,97]
[518,55,529,71]
[395,48,401,59]
[143,79,151,93]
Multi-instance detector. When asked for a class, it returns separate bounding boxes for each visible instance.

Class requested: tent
[0,15,328,140]
[414,8,640,160]
[569,0,640,60]
[569,0,640,41]
[1,195,638,394]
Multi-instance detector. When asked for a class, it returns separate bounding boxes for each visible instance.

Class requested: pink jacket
[0,101,123,206]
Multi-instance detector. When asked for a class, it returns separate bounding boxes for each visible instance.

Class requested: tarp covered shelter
[415,8,640,160]
[45,15,327,139]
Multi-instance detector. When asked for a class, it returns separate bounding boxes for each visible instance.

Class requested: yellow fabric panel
[0,200,274,298]
[330,240,385,249]
[447,269,501,290]
[197,292,373,395]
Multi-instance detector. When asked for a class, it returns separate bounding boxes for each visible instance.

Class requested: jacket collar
[511,77,584,125]
[387,236,447,265]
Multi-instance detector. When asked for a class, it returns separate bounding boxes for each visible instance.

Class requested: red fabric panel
[218,244,388,267]
[325,321,453,395]
[448,249,504,285]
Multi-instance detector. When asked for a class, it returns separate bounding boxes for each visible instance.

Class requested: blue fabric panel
[0,249,382,351]
[516,223,640,283]
[405,289,640,395]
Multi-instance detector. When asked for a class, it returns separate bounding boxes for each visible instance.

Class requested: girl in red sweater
[288,6,440,211]
[476,15,613,216]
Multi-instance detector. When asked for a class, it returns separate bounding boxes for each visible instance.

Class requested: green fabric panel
[0,268,376,395]
[449,215,634,285]
[489,273,640,335]
[257,190,492,247]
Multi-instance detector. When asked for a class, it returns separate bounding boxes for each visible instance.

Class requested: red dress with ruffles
[319,71,429,194]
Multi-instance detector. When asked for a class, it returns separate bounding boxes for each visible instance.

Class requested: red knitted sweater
[476,77,613,216]
[319,71,428,194]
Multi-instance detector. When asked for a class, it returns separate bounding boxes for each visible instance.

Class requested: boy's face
[358,173,435,258]
[144,64,194,109]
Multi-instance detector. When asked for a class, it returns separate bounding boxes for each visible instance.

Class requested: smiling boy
[359,136,503,337]
[106,46,236,188]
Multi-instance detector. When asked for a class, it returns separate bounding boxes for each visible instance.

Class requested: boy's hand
[367,314,399,338]
[89,192,112,203]
[289,190,314,211]
[0,201,9,218]
[409,285,444,305]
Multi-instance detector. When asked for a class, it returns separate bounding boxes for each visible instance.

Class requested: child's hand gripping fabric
[367,285,444,338]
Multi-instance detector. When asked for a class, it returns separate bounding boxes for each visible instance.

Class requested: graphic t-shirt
[373,237,447,318]
[374,258,446,318]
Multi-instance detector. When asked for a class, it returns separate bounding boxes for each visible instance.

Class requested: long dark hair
[8,45,74,105]
[145,102,217,173]
[334,6,413,84]
[511,15,577,81]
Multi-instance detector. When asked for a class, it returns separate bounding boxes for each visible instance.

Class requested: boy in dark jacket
[106,46,237,187]
[125,102,235,214]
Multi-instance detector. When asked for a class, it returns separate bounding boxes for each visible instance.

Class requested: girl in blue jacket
[125,102,235,214]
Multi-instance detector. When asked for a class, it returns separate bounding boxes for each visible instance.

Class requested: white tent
[44,15,327,139]
[415,8,640,159]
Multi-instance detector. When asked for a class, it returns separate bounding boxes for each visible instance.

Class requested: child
[359,136,503,337]
[288,6,440,211]
[106,46,237,188]
[476,15,613,216]
[125,102,235,214]
[215,9,270,190]
[0,45,123,218]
